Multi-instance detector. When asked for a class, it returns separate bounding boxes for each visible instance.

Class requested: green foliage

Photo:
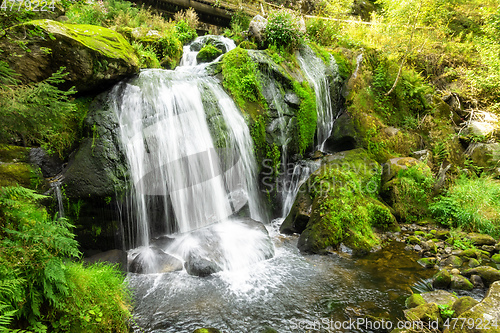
[131,42,161,68]
[265,9,305,51]
[0,65,84,157]
[438,304,455,319]
[224,10,251,45]
[221,48,266,110]
[150,31,183,69]
[306,17,340,46]
[175,19,197,45]
[0,186,131,331]
[430,175,500,237]
[293,81,317,154]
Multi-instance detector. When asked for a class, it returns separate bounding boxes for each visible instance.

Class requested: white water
[297,47,338,151]
[112,36,266,269]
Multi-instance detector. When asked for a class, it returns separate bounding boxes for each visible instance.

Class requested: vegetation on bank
[0,186,131,332]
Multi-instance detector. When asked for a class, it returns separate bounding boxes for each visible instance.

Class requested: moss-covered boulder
[0,20,139,93]
[0,145,42,189]
[463,266,500,286]
[466,233,496,246]
[381,157,421,184]
[452,296,479,317]
[418,258,437,268]
[451,274,474,291]
[441,255,463,268]
[445,281,500,333]
[404,303,442,327]
[433,269,452,289]
[467,143,500,169]
[492,254,500,264]
[292,149,398,253]
[405,294,426,308]
[197,44,223,63]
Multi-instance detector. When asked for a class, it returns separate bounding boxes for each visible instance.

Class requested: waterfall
[49,175,65,219]
[111,36,268,270]
[297,47,339,151]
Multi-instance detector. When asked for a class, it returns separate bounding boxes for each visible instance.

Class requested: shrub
[0,186,131,332]
[197,44,223,63]
[265,9,305,51]
[430,175,500,237]
[175,19,198,45]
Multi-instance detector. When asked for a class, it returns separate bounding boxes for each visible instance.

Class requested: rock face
[63,92,128,198]
[283,149,398,254]
[0,20,139,93]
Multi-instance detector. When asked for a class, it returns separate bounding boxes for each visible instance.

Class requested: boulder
[129,247,183,274]
[451,274,474,291]
[248,15,268,45]
[63,93,128,198]
[452,296,479,317]
[492,254,500,264]
[470,275,485,289]
[433,269,452,289]
[463,266,500,286]
[404,303,442,327]
[466,233,496,246]
[405,294,426,309]
[467,143,500,169]
[0,144,39,189]
[292,149,398,254]
[445,281,500,333]
[440,255,463,268]
[0,20,139,93]
[421,290,458,307]
[28,148,64,178]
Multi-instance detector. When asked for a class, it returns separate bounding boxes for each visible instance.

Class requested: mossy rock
[405,294,426,309]
[415,230,426,237]
[239,40,257,50]
[197,44,223,63]
[492,254,500,264]
[0,144,29,162]
[421,290,458,307]
[466,233,496,246]
[193,329,221,333]
[452,296,479,317]
[441,255,463,268]
[451,274,474,291]
[403,303,442,326]
[407,236,421,245]
[436,230,450,240]
[296,149,396,253]
[463,266,500,286]
[0,163,33,188]
[0,19,139,93]
[461,249,478,258]
[468,258,480,268]
[433,269,452,289]
[418,258,437,268]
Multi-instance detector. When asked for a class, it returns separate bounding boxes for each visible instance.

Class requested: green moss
[197,44,223,63]
[222,47,267,112]
[293,80,317,154]
[331,51,351,79]
[0,163,33,188]
[433,269,451,289]
[24,20,139,66]
[0,144,28,162]
[405,294,426,309]
[238,40,257,50]
[492,254,500,264]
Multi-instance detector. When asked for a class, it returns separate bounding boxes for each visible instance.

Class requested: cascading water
[297,47,341,151]
[112,36,270,273]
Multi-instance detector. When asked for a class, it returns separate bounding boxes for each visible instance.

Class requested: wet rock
[452,296,479,317]
[470,275,485,289]
[248,15,267,45]
[129,247,183,274]
[468,258,480,268]
[414,244,422,252]
[84,249,127,271]
[421,290,458,307]
[440,255,463,268]
[432,269,451,289]
[451,274,474,291]
[281,186,313,234]
[445,281,500,333]
[184,253,222,277]
[28,148,64,178]
[0,20,139,93]
[463,266,500,286]
[325,111,359,152]
[405,294,426,309]
[467,233,496,246]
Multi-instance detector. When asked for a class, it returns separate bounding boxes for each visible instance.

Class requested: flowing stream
[110,36,441,332]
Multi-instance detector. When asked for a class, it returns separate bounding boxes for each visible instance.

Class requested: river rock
[404,303,442,327]
[441,255,463,268]
[444,281,500,333]
[421,290,458,307]
[451,274,474,291]
[452,296,479,317]
[466,233,496,246]
[405,294,426,308]
[492,254,500,264]
[433,269,451,289]
[470,275,485,289]
[0,19,139,93]
[463,266,500,286]
[468,258,481,268]
[129,247,183,274]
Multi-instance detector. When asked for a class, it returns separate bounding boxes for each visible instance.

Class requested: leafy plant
[265,9,305,51]
[438,304,455,319]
